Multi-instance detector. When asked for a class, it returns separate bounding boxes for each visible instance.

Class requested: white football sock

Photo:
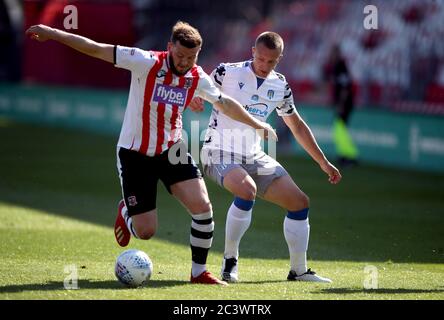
[191,262,206,278]
[122,204,139,239]
[284,216,310,275]
[224,198,253,259]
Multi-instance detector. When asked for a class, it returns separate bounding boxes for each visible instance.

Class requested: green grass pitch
[0,118,443,300]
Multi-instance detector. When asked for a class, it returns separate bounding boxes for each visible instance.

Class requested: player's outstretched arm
[213,94,278,141]
[283,113,342,184]
[25,24,114,63]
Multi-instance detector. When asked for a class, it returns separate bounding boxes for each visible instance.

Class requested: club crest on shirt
[267,90,274,99]
[184,77,194,89]
[157,69,167,78]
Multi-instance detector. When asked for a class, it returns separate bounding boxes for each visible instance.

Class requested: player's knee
[136,226,156,240]
[236,183,257,201]
[138,229,156,240]
[299,193,310,209]
[190,200,212,214]
[288,192,310,211]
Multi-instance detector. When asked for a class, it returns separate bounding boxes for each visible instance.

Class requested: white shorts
[202,149,288,197]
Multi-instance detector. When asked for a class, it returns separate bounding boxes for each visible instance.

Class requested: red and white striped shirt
[114,46,221,156]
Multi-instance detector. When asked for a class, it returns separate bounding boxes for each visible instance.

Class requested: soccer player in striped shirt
[26,21,277,285]
[189,32,341,283]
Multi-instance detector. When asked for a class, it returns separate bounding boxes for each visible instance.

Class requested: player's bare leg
[114,200,157,246]
[171,178,228,285]
[131,210,158,240]
[223,168,257,201]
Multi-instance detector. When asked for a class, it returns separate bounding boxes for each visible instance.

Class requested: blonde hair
[171,21,202,48]
[255,32,284,53]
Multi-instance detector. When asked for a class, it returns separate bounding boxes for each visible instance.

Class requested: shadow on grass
[237,280,289,285]
[1,122,444,264]
[0,279,189,293]
[229,280,444,292]
[317,288,444,295]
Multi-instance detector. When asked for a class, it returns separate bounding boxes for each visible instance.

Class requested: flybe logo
[153,84,187,106]
[244,103,269,117]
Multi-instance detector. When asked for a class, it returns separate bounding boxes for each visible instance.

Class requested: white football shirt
[203,61,296,157]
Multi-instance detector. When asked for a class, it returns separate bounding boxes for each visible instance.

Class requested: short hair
[170,21,202,48]
[255,32,284,53]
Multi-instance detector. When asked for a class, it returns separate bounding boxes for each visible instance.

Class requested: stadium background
[0,0,443,301]
[2,0,444,171]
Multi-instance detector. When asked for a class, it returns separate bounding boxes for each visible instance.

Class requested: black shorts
[117,143,202,216]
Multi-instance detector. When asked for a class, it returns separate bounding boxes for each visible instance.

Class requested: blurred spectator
[323,44,359,166]
[0,0,20,82]
[15,0,444,114]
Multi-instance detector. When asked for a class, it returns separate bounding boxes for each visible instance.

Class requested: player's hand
[25,24,54,42]
[188,97,205,113]
[319,160,342,184]
[257,122,278,141]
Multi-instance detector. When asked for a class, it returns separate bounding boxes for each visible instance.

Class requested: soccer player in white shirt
[26,22,277,285]
[190,32,342,283]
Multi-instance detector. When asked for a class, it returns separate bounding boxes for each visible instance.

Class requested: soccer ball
[115,249,153,287]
